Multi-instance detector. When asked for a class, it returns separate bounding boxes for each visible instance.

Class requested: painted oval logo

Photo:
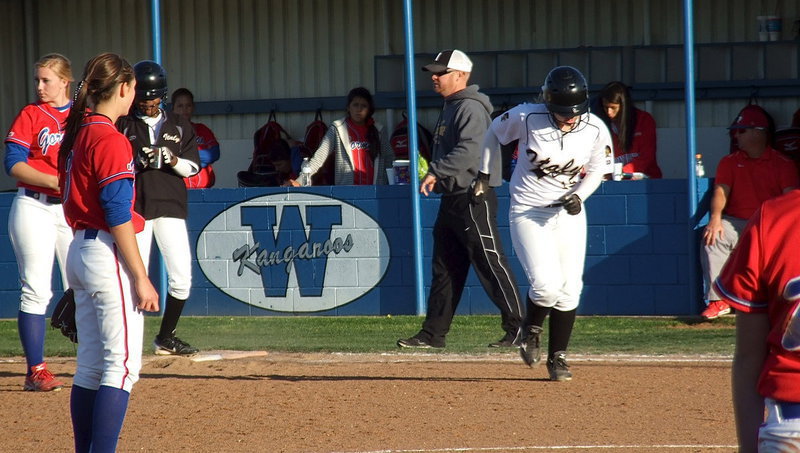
[196,193,390,312]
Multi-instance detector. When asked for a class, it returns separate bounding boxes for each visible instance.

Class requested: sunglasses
[433,70,455,77]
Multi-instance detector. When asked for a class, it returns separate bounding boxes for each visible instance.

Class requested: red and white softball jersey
[715,147,799,220]
[4,101,69,197]
[715,190,800,402]
[491,103,613,207]
[346,119,375,185]
[63,114,144,233]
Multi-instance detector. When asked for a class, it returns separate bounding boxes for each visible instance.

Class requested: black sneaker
[397,336,443,349]
[488,328,521,348]
[154,335,199,356]
[519,326,543,366]
[547,351,572,381]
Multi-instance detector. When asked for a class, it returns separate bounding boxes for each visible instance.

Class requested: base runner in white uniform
[475,66,613,381]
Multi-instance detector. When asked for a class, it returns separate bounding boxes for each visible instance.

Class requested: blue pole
[150,0,168,306]
[151,0,162,64]
[402,0,426,315]
[683,0,699,313]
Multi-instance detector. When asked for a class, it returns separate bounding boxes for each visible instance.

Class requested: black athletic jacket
[117,110,199,220]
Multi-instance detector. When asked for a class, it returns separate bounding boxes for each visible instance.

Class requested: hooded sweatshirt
[428,85,493,195]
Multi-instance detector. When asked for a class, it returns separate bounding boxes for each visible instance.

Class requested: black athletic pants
[420,189,523,345]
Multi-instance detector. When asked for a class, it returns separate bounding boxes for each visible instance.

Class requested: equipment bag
[296,109,333,185]
[390,111,433,163]
[250,110,293,174]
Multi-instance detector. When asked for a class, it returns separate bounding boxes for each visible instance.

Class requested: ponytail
[59,80,89,175]
[58,53,134,178]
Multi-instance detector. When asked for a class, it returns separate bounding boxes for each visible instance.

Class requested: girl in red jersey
[170,87,221,188]
[59,53,159,453]
[3,53,73,392]
[288,87,394,186]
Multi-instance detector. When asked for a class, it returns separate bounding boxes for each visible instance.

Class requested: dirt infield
[1,352,737,452]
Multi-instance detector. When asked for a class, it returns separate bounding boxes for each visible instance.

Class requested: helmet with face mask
[133,60,168,101]
[541,66,589,117]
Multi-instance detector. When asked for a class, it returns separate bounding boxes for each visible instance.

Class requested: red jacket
[611,109,662,179]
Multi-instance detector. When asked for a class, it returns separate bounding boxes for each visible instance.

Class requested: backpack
[299,110,334,185]
[390,111,433,163]
[249,110,293,174]
[774,127,800,163]
[238,111,293,187]
[303,109,328,154]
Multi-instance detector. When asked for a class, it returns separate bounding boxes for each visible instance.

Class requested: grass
[0,315,736,358]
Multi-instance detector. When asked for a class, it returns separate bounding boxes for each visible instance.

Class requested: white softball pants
[137,217,192,300]
[8,188,72,314]
[68,229,144,393]
[510,204,587,311]
[759,399,800,452]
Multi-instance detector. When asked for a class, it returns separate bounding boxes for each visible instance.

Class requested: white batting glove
[160,147,176,166]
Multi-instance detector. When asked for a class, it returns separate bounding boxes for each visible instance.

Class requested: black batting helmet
[541,66,589,116]
[133,60,168,101]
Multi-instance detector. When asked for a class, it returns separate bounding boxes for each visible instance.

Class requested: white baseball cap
[422,49,473,73]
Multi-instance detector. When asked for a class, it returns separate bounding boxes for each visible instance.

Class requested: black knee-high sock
[158,295,186,338]
[524,296,552,329]
[548,308,577,359]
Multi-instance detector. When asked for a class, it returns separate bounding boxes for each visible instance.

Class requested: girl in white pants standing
[4,53,74,392]
[60,52,159,453]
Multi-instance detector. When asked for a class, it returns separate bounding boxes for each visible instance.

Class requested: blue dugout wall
[0,179,711,318]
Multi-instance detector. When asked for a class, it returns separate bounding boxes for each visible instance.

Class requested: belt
[779,401,800,419]
[84,229,98,240]
[24,189,62,204]
[542,202,564,208]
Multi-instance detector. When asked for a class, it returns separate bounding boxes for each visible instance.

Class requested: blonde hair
[36,53,74,86]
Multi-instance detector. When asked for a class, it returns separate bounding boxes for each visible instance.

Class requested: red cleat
[24,362,64,392]
[701,300,732,320]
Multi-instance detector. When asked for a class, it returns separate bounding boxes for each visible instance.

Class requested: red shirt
[611,109,662,179]
[63,114,143,233]
[184,122,219,189]
[715,147,799,220]
[715,190,800,402]
[4,101,69,197]
[346,119,374,185]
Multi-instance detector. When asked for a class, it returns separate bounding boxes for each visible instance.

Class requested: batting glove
[559,193,582,215]
[469,172,491,205]
[135,147,152,170]
[160,146,176,166]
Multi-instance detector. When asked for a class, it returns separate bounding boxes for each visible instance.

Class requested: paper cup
[392,160,411,185]
[766,16,781,32]
[612,163,623,181]
[385,168,395,185]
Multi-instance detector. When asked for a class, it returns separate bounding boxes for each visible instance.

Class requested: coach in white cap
[397,49,524,349]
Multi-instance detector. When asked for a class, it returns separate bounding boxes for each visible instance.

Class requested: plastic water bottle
[694,153,706,178]
[300,157,312,186]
